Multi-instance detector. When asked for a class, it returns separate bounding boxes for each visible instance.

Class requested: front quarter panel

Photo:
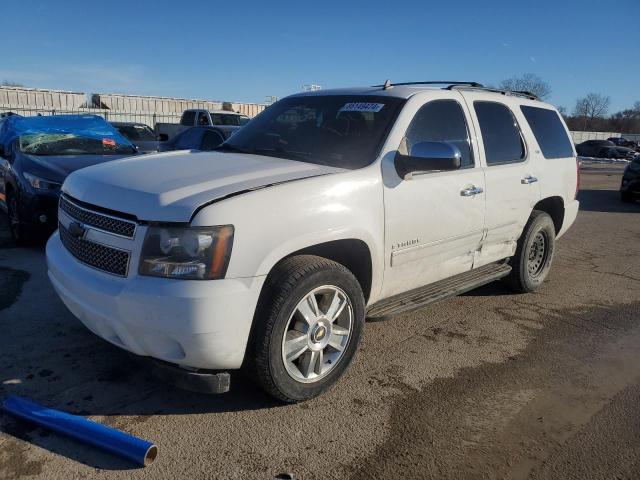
[191,167,384,303]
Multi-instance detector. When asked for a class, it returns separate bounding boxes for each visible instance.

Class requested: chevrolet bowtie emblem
[68,221,87,239]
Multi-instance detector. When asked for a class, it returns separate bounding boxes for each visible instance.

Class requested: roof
[291,82,544,103]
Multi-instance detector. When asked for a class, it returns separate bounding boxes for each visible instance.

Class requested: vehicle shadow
[578,189,639,213]
[461,280,515,297]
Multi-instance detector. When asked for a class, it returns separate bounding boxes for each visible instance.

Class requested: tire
[504,210,556,293]
[6,192,27,244]
[249,255,365,403]
[621,191,635,203]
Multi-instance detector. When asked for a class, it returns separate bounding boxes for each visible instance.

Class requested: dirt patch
[0,266,30,311]
[347,302,640,480]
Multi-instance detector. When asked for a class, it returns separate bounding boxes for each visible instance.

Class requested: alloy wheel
[281,285,353,383]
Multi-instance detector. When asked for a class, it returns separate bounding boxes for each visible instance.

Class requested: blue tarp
[0,114,133,149]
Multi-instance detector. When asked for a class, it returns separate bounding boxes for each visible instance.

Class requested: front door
[381,93,486,299]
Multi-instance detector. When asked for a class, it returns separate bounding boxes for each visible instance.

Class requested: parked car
[576,139,636,160]
[160,125,240,152]
[607,137,640,150]
[0,114,136,242]
[111,122,160,153]
[47,82,579,402]
[620,155,640,203]
[155,109,250,141]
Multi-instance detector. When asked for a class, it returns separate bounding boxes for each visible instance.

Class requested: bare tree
[557,106,567,117]
[499,73,551,100]
[573,93,611,130]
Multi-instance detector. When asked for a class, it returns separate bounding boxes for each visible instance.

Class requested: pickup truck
[155,109,250,141]
[46,81,579,402]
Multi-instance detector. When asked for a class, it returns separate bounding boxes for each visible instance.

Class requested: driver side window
[404,100,474,168]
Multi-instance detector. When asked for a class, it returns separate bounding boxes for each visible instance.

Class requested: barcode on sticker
[339,102,385,113]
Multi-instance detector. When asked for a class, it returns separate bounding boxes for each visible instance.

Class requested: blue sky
[2,0,638,113]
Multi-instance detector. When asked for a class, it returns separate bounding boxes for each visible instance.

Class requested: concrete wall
[570,131,621,144]
[0,86,86,111]
[0,86,267,126]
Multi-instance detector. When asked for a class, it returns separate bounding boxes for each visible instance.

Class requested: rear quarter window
[520,106,574,159]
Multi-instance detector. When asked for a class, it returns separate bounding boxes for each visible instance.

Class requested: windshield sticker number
[339,102,385,113]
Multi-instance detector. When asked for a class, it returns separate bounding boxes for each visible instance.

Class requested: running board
[367,263,511,318]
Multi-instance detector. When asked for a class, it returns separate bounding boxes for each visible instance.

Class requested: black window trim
[403,98,477,171]
[473,100,528,167]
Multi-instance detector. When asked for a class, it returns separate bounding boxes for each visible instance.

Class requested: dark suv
[576,140,636,160]
[621,156,640,203]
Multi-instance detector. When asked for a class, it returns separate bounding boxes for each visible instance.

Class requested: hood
[20,152,134,184]
[62,150,344,222]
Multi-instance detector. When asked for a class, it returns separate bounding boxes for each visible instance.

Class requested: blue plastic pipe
[2,395,157,466]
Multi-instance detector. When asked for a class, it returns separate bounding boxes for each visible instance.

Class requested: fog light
[39,215,47,223]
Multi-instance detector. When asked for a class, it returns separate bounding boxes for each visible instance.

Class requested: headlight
[139,225,234,280]
[23,172,61,191]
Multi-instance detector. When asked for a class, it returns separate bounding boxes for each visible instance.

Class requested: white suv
[46,81,579,402]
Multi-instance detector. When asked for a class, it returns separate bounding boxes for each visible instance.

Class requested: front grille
[59,223,130,276]
[59,195,136,238]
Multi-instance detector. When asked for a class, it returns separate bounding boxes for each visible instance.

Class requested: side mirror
[394,141,461,179]
[157,133,168,142]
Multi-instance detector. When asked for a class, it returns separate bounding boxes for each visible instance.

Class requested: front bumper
[47,231,266,370]
[621,176,640,195]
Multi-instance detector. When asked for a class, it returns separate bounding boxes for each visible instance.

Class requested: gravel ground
[0,169,639,480]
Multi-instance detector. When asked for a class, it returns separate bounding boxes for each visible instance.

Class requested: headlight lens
[23,172,61,191]
[139,225,234,280]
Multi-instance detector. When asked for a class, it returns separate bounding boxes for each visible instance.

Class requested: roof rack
[372,80,539,100]
[373,81,484,90]
[448,84,539,100]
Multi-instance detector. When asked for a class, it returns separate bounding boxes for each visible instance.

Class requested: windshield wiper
[251,147,312,163]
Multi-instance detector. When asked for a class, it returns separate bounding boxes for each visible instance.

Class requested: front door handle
[521,175,538,184]
[460,185,484,197]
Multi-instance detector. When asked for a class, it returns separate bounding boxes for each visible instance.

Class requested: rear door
[460,93,540,267]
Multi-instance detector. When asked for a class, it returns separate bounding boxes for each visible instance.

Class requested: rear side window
[181,111,196,126]
[405,99,474,168]
[474,101,525,165]
[521,106,573,159]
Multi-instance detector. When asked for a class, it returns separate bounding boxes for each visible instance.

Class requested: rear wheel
[504,210,556,293]
[250,255,365,403]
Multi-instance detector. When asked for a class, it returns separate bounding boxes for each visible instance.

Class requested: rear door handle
[521,175,538,184]
[460,185,484,196]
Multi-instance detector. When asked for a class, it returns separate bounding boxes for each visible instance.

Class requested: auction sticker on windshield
[339,102,385,113]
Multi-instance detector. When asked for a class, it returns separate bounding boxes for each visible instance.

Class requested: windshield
[218,95,405,169]
[19,133,136,156]
[116,124,156,141]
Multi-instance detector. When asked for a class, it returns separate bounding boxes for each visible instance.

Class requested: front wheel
[250,255,365,403]
[504,210,556,293]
